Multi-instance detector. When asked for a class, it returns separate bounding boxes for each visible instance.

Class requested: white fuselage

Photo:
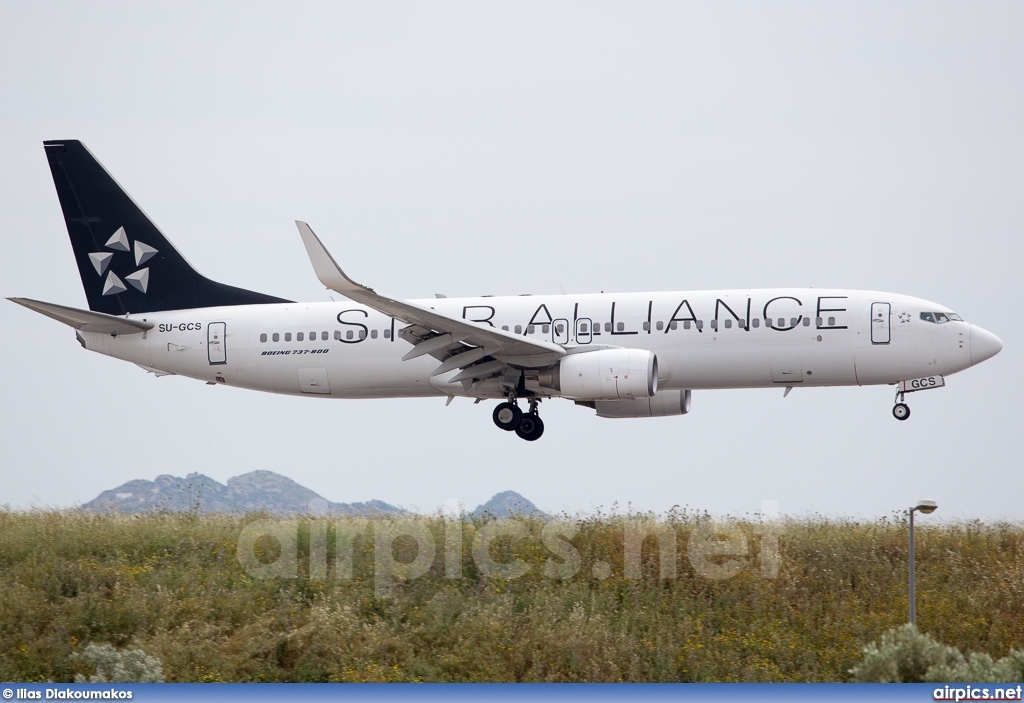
[80,288,984,401]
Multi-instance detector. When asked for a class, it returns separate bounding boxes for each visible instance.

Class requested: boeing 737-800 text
[9,141,1003,440]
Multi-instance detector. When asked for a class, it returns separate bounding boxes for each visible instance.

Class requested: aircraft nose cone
[970,325,1003,365]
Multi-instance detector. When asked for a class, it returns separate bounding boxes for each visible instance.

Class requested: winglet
[290,221,566,361]
[295,221,373,296]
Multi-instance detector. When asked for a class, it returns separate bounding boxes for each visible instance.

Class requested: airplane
[9,140,1003,441]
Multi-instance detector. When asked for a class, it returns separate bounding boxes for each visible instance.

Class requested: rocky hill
[472,490,550,520]
[81,470,403,516]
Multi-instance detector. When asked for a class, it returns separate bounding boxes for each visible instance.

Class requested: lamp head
[914,499,938,515]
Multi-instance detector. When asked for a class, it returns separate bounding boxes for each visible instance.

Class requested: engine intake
[539,348,657,401]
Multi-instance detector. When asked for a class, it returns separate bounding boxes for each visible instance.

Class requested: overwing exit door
[871,303,891,345]
[552,318,570,345]
[208,322,227,364]
[575,318,593,344]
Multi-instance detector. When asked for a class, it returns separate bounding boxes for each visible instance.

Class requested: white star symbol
[90,226,157,295]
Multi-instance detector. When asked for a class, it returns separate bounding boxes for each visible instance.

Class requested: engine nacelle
[539,348,657,401]
[590,389,692,418]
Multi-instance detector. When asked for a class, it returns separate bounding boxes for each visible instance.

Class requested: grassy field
[1,509,1021,682]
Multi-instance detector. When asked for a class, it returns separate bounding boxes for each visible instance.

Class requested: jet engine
[589,389,692,418]
[538,348,657,401]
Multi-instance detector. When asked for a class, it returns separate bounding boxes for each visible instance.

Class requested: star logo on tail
[88,226,158,295]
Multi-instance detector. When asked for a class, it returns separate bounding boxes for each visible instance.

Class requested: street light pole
[909,499,938,626]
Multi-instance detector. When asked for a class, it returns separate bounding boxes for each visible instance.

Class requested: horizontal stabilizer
[8,297,154,335]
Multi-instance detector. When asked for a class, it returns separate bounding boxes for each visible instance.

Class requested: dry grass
[1,509,1021,682]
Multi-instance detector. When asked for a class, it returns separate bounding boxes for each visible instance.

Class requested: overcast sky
[1,2,1020,520]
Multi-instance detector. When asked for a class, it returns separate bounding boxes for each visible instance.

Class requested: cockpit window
[920,311,962,324]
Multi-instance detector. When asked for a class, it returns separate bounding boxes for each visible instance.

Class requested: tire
[515,414,545,441]
[892,403,910,421]
[493,402,522,431]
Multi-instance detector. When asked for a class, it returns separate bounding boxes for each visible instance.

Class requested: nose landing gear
[492,395,545,441]
[892,388,910,421]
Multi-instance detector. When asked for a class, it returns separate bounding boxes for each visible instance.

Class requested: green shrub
[72,643,164,683]
[851,625,1024,683]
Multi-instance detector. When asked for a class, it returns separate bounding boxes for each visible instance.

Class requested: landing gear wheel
[893,403,910,421]
[515,414,545,441]
[493,402,522,431]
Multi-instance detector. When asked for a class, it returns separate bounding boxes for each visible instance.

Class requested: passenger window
[528,325,536,334]
[272,333,280,342]
[752,319,759,328]
[371,330,378,339]
[580,323,589,333]
[642,322,650,331]
[556,324,564,334]
[802,318,810,326]
[384,329,391,339]
[334,331,341,340]
[696,320,703,330]
[297,332,304,341]
[710,320,718,330]
[359,330,366,339]
[816,317,823,326]
[260,333,267,343]
[321,331,328,341]
[515,325,522,334]
[828,317,836,326]
[310,331,316,340]
[724,319,732,329]
[605,323,612,332]
[616,322,624,332]
[790,318,798,327]
[542,324,550,334]
[656,321,663,331]
[346,330,354,340]
[672,321,679,330]
[285,333,292,342]
[501,325,509,331]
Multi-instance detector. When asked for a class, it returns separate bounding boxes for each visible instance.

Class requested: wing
[296,222,565,383]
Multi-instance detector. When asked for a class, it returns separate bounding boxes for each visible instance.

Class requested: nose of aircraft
[970,324,1003,365]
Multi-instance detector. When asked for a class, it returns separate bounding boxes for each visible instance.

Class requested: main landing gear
[892,388,911,421]
[492,396,545,441]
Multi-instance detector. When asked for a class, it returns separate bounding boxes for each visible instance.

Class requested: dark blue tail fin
[44,140,290,314]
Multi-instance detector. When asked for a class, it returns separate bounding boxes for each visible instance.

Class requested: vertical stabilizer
[43,140,290,314]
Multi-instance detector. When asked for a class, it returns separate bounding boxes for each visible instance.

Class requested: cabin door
[871,302,891,345]
[208,322,227,365]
